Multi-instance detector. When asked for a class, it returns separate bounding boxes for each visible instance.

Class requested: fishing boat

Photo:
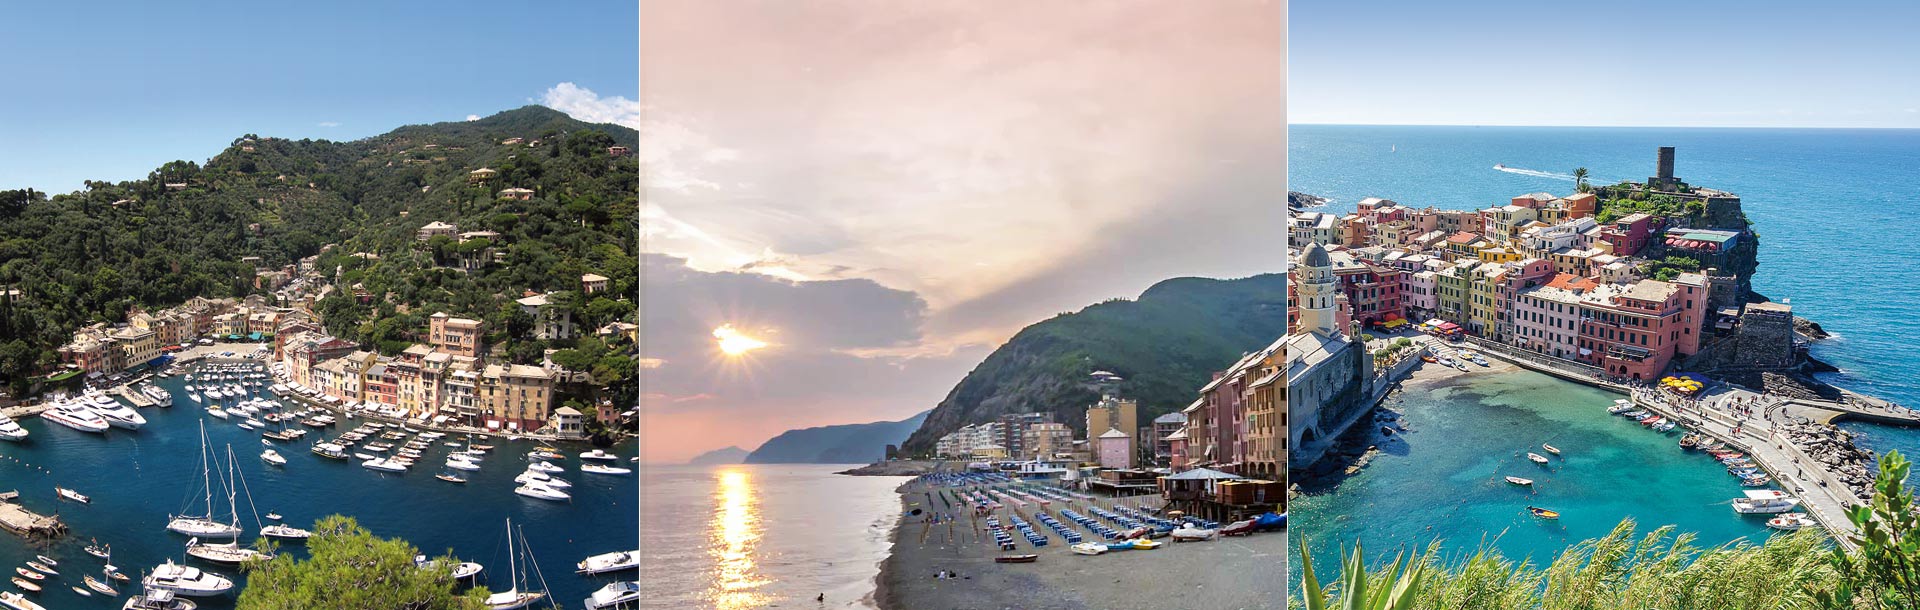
[582,581,641,610]
[7,578,37,593]
[483,520,550,610]
[0,591,44,610]
[1653,421,1677,432]
[167,424,244,539]
[122,586,198,610]
[1767,513,1818,531]
[1505,476,1534,486]
[1526,506,1560,520]
[575,550,638,575]
[581,463,632,476]
[994,554,1038,564]
[1527,452,1549,464]
[436,473,468,484]
[1742,475,1773,487]
[1541,444,1560,455]
[1070,542,1108,555]
[84,574,118,596]
[1733,489,1801,514]
[141,561,234,597]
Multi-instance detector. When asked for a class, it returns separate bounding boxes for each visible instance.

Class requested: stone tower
[1297,243,1339,336]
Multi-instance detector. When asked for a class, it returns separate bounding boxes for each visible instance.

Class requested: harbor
[0,356,637,609]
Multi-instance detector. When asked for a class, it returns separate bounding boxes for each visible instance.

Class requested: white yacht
[0,591,47,610]
[575,550,638,575]
[514,470,571,489]
[414,555,483,580]
[527,461,564,474]
[261,449,286,466]
[361,458,409,473]
[204,406,229,420]
[484,520,549,610]
[446,457,482,471]
[184,540,273,564]
[141,561,233,597]
[578,449,618,461]
[87,392,147,429]
[514,481,571,502]
[122,586,197,610]
[0,415,26,441]
[167,424,244,539]
[43,399,110,433]
[583,581,640,610]
[260,524,313,540]
[581,463,633,476]
[142,385,173,407]
[1732,489,1802,514]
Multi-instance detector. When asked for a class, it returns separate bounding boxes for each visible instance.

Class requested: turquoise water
[1291,124,1920,465]
[640,464,903,610]
[1291,368,1773,570]
[0,363,637,609]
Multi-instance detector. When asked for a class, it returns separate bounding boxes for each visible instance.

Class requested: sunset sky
[640,0,1286,463]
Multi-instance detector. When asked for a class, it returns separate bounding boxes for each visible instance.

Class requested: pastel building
[429,313,485,358]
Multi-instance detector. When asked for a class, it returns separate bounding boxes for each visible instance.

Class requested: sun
[713,324,769,356]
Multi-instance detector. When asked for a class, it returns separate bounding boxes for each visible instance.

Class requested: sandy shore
[877,479,1285,610]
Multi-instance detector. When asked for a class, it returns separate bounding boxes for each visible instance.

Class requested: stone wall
[1734,303,1795,369]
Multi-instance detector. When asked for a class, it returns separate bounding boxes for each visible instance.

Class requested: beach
[877,478,1285,610]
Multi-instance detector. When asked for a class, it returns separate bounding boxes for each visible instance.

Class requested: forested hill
[899,274,1289,455]
[0,106,638,395]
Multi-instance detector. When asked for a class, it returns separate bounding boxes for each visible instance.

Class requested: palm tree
[1573,167,1591,193]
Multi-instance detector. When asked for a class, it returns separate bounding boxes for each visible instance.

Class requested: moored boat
[122,586,198,610]
[1527,452,1549,464]
[8,577,38,593]
[581,463,632,476]
[1526,505,1560,519]
[514,482,571,502]
[1733,489,1800,514]
[994,554,1038,563]
[1541,444,1560,455]
[55,487,88,504]
[1505,476,1533,486]
[84,574,118,596]
[1766,513,1817,531]
[141,560,233,597]
[575,550,638,574]
[582,581,640,610]
[0,591,45,610]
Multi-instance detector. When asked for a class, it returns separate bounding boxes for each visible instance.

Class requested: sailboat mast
[506,518,520,593]
[200,422,214,519]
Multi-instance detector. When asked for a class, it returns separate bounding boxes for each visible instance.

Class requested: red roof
[1445,231,1482,245]
[1545,273,1598,291]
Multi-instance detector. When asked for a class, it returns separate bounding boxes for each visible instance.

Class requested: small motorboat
[437,473,468,484]
[1505,476,1534,486]
[56,487,90,504]
[1220,519,1256,537]
[261,524,314,540]
[1421,354,1437,363]
[261,449,286,466]
[85,543,111,559]
[31,557,53,568]
[1767,513,1817,531]
[14,568,43,580]
[264,512,282,521]
[994,554,1038,563]
[1607,400,1634,414]
[1527,453,1550,464]
[582,463,633,476]
[1170,525,1216,541]
[1679,435,1699,449]
[1742,475,1774,487]
[1527,506,1560,520]
[8,577,39,593]
[1541,444,1560,455]
[1130,538,1163,550]
[71,585,91,597]
[1070,542,1107,555]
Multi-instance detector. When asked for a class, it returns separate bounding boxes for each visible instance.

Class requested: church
[1286,242,1375,472]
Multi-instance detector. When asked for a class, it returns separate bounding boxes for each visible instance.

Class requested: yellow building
[480,363,554,432]
[1085,396,1139,461]
[1244,339,1286,479]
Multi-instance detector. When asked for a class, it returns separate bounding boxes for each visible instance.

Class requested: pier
[0,493,67,540]
[112,384,157,408]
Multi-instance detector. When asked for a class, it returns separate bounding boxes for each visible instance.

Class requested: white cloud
[317,121,341,128]
[466,114,481,121]
[541,82,640,129]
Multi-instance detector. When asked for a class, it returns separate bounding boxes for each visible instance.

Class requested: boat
[446,457,482,471]
[1169,525,1216,541]
[514,482,571,502]
[84,574,118,596]
[24,562,54,576]
[437,473,468,484]
[1653,421,1677,432]
[1505,476,1533,486]
[1219,519,1256,536]
[12,568,39,581]
[141,561,234,597]
[86,392,147,429]
[31,557,51,569]
[581,463,632,476]
[1421,354,1437,363]
[185,540,274,564]
[1130,538,1163,549]
[1541,444,1560,455]
[353,452,376,461]
[122,587,198,610]
[1607,400,1634,414]
[575,550,638,574]
[362,458,409,473]
[579,449,618,461]
[582,581,641,610]
[167,424,244,538]
[205,407,228,420]
[1526,506,1560,519]
[310,442,348,460]
[1527,452,1549,464]
[261,449,285,466]
[55,486,88,504]
[515,470,572,489]
[7,578,37,593]
[1767,513,1818,531]
[264,512,281,521]
[527,461,564,474]
[1070,542,1108,555]
[483,520,549,610]
[0,592,44,610]
[0,415,26,441]
[42,399,110,433]
[260,524,313,540]
[1742,475,1774,487]
[527,449,565,461]
[85,543,110,559]
[1733,489,1801,514]
[994,554,1038,563]
[71,585,91,597]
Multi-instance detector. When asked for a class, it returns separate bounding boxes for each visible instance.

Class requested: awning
[485,421,501,429]
[1381,319,1408,328]
[432,415,450,424]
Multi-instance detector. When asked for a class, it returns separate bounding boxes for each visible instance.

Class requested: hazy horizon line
[1290,121,1920,131]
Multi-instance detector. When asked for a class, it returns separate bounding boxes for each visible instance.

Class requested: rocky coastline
[838,459,943,477]
[1778,421,1878,502]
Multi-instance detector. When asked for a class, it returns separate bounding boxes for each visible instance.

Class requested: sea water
[0,368,637,609]
[640,463,902,610]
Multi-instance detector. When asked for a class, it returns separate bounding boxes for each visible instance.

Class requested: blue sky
[0,1,637,193]
[1292,0,1920,128]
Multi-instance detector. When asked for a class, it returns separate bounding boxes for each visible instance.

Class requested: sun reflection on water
[709,468,769,609]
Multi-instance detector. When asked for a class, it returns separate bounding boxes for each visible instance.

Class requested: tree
[1573,167,1591,193]
[238,515,489,610]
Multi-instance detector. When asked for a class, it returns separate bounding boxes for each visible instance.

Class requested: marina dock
[0,492,67,539]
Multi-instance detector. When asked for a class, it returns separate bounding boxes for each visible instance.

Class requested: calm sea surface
[0,363,638,609]
[1290,124,1920,567]
[640,464,902,610]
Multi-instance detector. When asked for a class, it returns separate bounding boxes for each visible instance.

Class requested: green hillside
[0,106,637,401]
[899,274,1288,455]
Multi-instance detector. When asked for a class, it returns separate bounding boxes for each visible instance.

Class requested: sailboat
[484,519,551,610]
[185,447,273,564]
[167,423,243,538]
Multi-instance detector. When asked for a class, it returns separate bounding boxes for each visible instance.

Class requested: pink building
[1513,274,1597,359]
[1598,213,1659,256]
[1574,274,1710,380]
[1097,429,1131,469]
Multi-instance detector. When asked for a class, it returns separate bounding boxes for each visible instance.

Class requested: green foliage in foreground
[238,515,489,610]
[1298,451,1920,609]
